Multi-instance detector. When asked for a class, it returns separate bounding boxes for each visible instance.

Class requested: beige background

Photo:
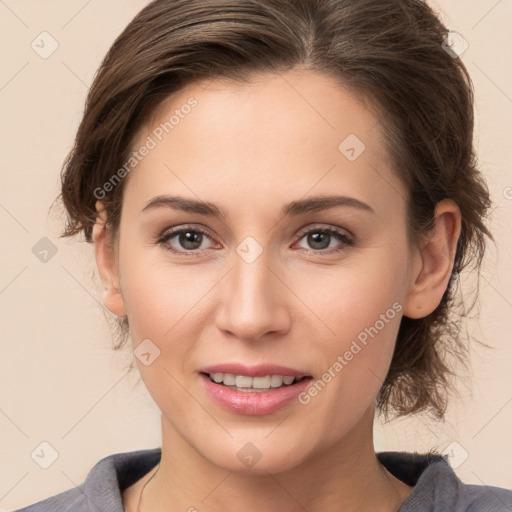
[1,1,511,509]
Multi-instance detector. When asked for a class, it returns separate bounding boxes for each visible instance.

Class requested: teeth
[253,376,271,389]
[208,372,299,390]
[223,373,236,386]
[235,375,253,388]
[270,375,284,387]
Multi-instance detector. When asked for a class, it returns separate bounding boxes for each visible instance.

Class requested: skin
[93,67,461,511]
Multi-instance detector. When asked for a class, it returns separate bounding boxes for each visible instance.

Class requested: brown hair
[54,0,493,421]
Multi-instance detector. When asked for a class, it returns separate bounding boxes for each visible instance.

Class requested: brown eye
[157,226,216,255]
[295,227,354,254]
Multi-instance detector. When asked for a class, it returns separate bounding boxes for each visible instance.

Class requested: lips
[199,363,312,415]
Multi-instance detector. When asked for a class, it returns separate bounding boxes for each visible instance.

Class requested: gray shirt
[13,448,512,511]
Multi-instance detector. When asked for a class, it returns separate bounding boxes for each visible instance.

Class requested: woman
[15,0,512,510]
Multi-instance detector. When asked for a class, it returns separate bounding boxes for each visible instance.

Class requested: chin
[197,434,315,476]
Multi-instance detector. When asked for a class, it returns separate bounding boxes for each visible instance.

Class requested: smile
[199,372,313,415]
[206,372,306,392]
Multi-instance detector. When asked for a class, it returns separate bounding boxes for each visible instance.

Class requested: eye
[156,225,218,256]
[294,225,354,255]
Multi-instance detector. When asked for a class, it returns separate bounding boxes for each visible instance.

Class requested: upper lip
[199,363,310,379]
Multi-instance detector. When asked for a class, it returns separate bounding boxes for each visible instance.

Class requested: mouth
[200,372,311,392]
[198,363,313,415]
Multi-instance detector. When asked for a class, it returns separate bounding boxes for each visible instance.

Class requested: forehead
[143,69,384,151]
[123,69,405,219]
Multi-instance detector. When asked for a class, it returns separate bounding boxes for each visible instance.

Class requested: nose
[215,248,292,342]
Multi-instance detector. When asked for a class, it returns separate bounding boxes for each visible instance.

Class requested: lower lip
[200,374,312,416]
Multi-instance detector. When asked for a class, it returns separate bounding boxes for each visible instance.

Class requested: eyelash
[154,224,354,257]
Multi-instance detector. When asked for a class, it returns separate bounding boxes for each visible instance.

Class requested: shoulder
[377,450,512,512]
[462,483,512,512]
[12,487,86,512]
[12,447,162,512]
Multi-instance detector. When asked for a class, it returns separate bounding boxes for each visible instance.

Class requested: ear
[403,199,462,319]
[92,200,127,318]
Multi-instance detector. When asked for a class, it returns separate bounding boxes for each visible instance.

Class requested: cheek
[119,243,213,339]
[118,250,218,401]
[311,286,401,396]
[297,286,402,437]
[291,249,407,403]
[293,250,407,342]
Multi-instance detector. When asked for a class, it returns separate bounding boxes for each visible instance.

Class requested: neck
[138,406,411,512]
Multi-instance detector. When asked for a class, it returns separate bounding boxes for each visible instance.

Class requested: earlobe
[403,199,461,319]
[92,200,127,318]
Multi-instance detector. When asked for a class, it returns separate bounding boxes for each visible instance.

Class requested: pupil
[309,232,329,250]
[180,231,202,250]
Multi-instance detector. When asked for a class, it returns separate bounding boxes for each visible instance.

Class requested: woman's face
[99,68,422,473]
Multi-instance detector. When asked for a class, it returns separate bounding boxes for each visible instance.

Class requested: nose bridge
[234,245,273,303]
[216,241,290,340]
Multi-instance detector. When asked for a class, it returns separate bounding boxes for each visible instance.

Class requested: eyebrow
[141,194,375,218]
